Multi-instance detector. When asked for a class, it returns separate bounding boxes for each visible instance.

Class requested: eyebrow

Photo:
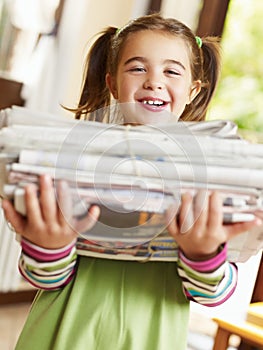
[124,56,186,70]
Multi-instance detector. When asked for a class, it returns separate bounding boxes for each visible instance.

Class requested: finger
[224,218,262,241]
[2,199,26,234]
[56,180,74,226]
[38,175,58,223]
[254,210,263,220]
[207,191,223,232]
[180,193,194,234]
[193,190,209,231]
[165,202,180,238]
[24,183,44,225]
[75,205,101,234]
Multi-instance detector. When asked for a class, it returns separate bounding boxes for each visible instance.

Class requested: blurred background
[207,0,263,143]
[0,1,263,349]
[0,0,262,141]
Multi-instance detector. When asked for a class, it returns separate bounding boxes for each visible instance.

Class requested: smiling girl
[106,30,201,124]
[2,13,261,350]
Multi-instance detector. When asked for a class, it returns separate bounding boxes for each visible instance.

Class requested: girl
[2,13,261,350]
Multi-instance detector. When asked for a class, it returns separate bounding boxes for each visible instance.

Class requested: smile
[138,98,168,107]
[142,100,164,106]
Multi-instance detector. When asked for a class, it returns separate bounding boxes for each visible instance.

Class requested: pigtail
[75,27,117,121]
[181,37,221,122]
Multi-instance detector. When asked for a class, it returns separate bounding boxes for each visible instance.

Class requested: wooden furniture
[0,289,36,305]
[250,254,263,303]
[196,0,230,37]
[237,253,263,349]
[213,253,263,350]
[213,303,263,350]
[0,77,24,110]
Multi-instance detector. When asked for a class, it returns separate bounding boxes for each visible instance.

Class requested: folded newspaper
[0,105,263,262]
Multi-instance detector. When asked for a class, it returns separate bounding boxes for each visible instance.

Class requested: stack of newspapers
[0,105,263,262]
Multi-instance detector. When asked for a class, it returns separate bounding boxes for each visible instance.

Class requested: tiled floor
[0,302,240,350]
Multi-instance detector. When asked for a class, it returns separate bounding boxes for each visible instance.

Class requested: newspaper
[0,106,263,262]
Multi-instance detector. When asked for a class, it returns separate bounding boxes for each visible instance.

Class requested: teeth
[142,100,164,106]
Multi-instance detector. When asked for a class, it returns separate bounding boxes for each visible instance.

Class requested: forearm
[18,238,78,290]
[177,244,238,306]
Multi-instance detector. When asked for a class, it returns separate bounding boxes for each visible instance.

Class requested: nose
[143,74,164,90]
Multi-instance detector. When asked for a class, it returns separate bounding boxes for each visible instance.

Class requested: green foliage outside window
[207,0,263,137]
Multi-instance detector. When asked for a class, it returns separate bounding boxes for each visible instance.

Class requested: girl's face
[107,30,201,125]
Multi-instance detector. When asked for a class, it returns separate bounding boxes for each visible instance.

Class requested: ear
[106,73,118,99]
[187,80,201,104]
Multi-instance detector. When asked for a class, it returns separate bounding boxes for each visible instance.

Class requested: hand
[2,174,100,249]
[166,190,262,261]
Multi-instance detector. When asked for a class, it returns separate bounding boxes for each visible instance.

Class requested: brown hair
[74,13,221,122]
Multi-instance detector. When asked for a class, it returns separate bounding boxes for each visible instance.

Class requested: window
[207,0,263,141]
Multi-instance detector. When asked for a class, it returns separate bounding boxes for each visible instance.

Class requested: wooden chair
[213,303,263,350]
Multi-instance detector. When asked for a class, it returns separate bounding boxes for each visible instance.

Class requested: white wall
[24,0,149,117]
[161,0,202,30]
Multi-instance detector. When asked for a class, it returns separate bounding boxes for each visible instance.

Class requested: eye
[128,66,146,73]
[165,69,181,76]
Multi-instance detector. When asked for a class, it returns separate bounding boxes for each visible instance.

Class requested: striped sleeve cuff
[178,244,227,273]
[177,244,238,306]
[19,238,78,290]
[21,239,77,262]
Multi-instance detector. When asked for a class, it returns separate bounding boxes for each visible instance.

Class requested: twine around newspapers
[124,124,142,177]
[124,124,173,262]
[75,123,175,261]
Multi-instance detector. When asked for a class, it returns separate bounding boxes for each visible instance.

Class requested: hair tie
[115,27,121,35]
[195,36,202,48]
